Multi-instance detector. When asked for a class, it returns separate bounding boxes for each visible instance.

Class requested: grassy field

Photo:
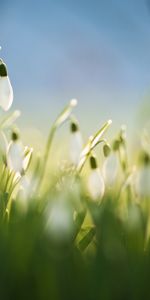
[0,58,150,299]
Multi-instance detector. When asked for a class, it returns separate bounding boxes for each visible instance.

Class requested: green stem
[38,125,56,192]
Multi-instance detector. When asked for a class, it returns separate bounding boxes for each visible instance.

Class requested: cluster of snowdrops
[0,57,150,244]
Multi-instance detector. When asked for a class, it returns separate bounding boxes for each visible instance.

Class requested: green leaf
[0,110,21,129]
[78,227,96,252]
[91,119,112,150]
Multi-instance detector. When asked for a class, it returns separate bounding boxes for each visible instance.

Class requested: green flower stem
[38,124,56,192]
[37,99,77,193]
[77,120,112,174]
[6,177,21,215]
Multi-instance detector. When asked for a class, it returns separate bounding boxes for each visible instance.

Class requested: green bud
[103,143,111,157]
[0,61,7,77]
[12,129,20,141]
[89,155,97,169]
[112,139,120,151]
[70,121,79,133]
[139,151,150,166]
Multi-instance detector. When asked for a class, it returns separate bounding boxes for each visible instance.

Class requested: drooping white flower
[7,130,33,175]
[102,153,118,187]
[46,199,73,241]
[70,121,83,166]
[135,166,150,198]
[88,156,105,202]
[7,141,24,173]
[0,59,13,111]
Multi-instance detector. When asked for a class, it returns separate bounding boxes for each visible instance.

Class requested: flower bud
[103,143,111,157]
[88,155,105,202]
[70,121,83,166]
[103,153,118,187]
[135,166,150,198]
[0,59,13,111]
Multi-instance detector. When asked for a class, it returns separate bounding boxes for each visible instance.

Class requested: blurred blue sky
[0,0,150,135]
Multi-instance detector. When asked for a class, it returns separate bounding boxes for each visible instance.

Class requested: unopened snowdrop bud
[11,128,20,141]
[135,165,150,198]
[70,121,83,166]
[0,59,13,111]
[103,153,118,187]
[88,155,105,202]
[103,143,111,157]
[134,150,150,198]
[113,139,120,151]
[139,151,150,166]
[7,130,23,173]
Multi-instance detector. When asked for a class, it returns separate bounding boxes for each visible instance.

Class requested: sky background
[0,0,150,140]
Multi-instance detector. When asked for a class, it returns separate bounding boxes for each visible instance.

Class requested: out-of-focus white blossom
[7,141,24,173]
[46,199,73,241]
[103,153,118,187]
[88,169,105,201]
[70,121,83,166]
[88,156,105,202]
[0,59,13,111]
[135,166,150,198]
[7,132,33,175]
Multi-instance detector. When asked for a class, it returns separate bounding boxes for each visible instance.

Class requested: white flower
[46,199,73,241]
[102,153,118,187]
[88,156,105,202]
[7,132,33,175]
[0,59,13,111]
[88,169,105,201]
[70,121,83,166]
[7,141,24,173]
[135,166,150,198]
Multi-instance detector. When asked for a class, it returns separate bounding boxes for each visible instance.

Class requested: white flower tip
[70,99,78,107]
[108,119,112,125]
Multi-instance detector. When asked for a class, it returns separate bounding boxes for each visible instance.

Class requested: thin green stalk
[37,99,77,193]
[38,124,56,192]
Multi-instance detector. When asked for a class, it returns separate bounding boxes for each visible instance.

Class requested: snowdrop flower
[70,121,83,166]
[7,131,23,173]
[103,153,118,187]
[7,130,33,175]
[135,166,150,198]
[0,59,13,111]
[134,151,150,198]
[88,155,105,202]
[46,199,73,241]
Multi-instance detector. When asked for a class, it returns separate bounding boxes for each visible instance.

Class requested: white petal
[7,142,23,173]
[0,76,13,111]
[23,147,33,171]
[135,167,150,198]
[88,169,105,201]
[70,131,83,166]
[103,154,118,186]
